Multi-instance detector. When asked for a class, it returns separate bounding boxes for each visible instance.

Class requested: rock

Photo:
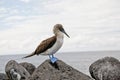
[19,62,36,75]
[0,73,8,80]
[5,60,30,80]
[27,59,92,80]
[89,57,120,80]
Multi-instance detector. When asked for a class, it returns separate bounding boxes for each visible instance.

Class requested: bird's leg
[49,54,57,63]
[49,55,52,59]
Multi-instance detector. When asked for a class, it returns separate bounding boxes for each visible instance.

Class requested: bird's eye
[59,27,64,32]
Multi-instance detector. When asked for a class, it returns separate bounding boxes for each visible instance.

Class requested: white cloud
[4,16,26,22]
[0,7,8,14]
[19,0,30,3]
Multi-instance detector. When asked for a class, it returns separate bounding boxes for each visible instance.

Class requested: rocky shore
[0,57,120,80]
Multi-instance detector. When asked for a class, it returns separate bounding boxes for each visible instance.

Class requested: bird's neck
[56,31,64,39]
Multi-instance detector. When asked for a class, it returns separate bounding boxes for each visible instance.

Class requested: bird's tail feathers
[22,52,35,59]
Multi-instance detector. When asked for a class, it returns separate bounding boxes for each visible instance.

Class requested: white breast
[43,32,64,55]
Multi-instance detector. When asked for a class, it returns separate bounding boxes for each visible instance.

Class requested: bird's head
[53,24,70,38]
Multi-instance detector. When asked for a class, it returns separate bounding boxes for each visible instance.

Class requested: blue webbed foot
[50,57,58,63]
[49,55,58,63]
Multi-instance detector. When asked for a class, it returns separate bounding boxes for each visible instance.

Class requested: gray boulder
[27,59,92,80]
[19,62,36,75]
[0,73,8,80]
[5,60,30,80]
[89,57,120,80]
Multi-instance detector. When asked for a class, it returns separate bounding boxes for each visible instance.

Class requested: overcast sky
[0,0,120,55]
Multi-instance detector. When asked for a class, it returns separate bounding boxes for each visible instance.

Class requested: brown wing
[34,36,57,55]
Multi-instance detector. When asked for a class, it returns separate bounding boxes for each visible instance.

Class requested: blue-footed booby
[10,69,21,80]
[23,24,70,63]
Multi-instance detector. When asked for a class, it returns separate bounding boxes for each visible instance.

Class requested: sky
[0,0,120,55]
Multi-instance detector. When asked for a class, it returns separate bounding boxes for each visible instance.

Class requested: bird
[23,24,70,63]
[10,69,21,80]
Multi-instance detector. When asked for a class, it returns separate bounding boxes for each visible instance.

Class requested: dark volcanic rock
[27,59,92,80]
[0,73,8,80]
[89,57,120,80]
[5,60,30,80]
[19,62,36,75]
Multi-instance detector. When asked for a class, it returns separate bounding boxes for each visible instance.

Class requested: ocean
[0,51,120,76]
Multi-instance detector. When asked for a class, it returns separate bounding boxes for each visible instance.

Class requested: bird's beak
[62,29,70,38]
